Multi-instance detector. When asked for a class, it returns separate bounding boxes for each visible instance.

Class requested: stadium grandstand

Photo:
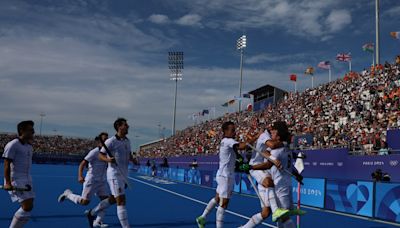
[139,56,400,159]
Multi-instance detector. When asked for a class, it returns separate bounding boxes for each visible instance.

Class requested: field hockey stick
[246,174,267,208]
[100,139,132,189]
[246,143,304,185]
[0,184,31,192]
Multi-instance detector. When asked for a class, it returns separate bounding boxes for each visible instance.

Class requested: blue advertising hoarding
[292,178,325,208]
[325,180,373,217]
[375,182,400,223]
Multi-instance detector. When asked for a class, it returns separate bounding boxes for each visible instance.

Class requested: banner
[292,178,325,208]
[325,180,373,217]
[387,129,400,150]
[240,173,257,195]
[375,182,400,222]
[185,168,201,185]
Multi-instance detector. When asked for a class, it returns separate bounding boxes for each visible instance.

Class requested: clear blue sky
[0,0,399,149]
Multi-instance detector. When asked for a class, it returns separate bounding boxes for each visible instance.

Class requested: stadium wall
[144,148,400,182]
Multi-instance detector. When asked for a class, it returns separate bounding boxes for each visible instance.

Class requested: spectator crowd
[0,133,95,156]
[140,56,400,158]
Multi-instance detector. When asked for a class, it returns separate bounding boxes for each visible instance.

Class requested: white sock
[282,219,295,228]
[9,207,31,228]
[201,198,217,218]
[95,210,106,224]
[117,205,130,228]
[268,188,279,213]
[242,213,263,228]
[66,193,82,204]
[91,198,111,215]
[216,206,225,228]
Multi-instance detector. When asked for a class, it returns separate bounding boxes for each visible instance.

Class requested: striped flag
[390,31,400,39]
[336,53,351,62]
[317,61,331,70]
[304,67,314,75]
[362,43,374,53]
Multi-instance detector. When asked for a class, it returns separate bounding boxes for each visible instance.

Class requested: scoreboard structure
[248,84,286,111]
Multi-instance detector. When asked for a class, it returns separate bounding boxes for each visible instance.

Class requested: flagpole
[349,61,352,72]
[328,68,331,83]
[295,81,297,93]
[311,76,314,88]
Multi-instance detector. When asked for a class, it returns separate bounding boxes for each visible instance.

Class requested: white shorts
[107,178,126,197]
[270,186,293,211]
[8,179,35,203]
[249,170,271,185]
[216,175,234,199]
[82,179,109,200]
[257,185,270,208]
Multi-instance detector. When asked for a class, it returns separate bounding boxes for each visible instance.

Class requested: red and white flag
[336,53,351,62]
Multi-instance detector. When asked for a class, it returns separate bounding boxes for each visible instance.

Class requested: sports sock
[201,198,217,218]
[91,198,111,216]
[282,219,295,228]
[66,193,82,204]
[216,206,225,228]
[117,205,130,228]
[242,213,263,228]
[268,187,279,213]
[9,207,31,228]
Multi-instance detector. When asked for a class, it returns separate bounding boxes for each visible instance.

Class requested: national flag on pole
[242,94,251,98]
[317,61,331,70]
[222,99,235,107]
[202,109,209,115]
[390,31,400,39]
[304,67,314,75]
[290,74,297,82]
[294,152,305,174]
[362,43,374,53]
[336,53,351,62]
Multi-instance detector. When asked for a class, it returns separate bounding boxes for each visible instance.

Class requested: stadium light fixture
[236,35,246,112]
[168,51,184,136]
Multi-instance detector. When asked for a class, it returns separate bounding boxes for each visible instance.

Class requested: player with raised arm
[57,132,111,228]
[86,118,132,228]
[239,123,284,228]
[241,121,305,228]
[196,121,259,228]
[2,121,35,228]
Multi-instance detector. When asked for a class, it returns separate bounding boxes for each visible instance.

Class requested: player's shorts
[8,179,35,203]
[107,178,126,197]
[249,170,271,185]
[81,179,110,200]
[274,186,293,210]
[216,175,234,199]
[257,185,270,208]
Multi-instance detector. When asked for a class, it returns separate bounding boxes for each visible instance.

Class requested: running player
[240,124,283,228]
[57,132,111,228]
[2,120,35,228]
[86,118,132,228]
[243,121,303,228]
[196,121,259,228]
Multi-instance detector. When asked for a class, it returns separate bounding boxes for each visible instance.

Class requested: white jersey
[250,130,271,165]
[100,135,131,180]
[216,137,238,178]
[2,139,32,182]
[269,146,292,188]
[84,147,107,182]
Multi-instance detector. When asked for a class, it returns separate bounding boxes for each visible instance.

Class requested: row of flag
[221,94,251,107]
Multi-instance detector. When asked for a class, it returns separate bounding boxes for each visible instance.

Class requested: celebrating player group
[2,117,304,228]
[196,121,305,228]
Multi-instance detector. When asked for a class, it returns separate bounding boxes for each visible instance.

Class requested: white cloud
[325,9,352,32]
[148,14,170,24]
[176,14,202,27]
